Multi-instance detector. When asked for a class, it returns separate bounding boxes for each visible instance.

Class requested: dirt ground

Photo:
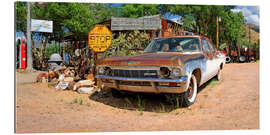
[15,63,259,133]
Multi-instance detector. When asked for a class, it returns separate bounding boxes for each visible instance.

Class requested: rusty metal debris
[36,72,48,83]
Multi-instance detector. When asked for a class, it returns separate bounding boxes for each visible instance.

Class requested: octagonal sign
[88,25,112,53]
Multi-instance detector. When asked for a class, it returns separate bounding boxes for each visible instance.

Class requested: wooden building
[98,14,192,38]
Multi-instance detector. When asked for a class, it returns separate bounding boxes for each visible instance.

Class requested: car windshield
[144,37,201,53]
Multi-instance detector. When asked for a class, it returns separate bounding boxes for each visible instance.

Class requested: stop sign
[88,25,112,53]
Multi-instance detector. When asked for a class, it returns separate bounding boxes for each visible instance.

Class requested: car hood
[97,52,203,67]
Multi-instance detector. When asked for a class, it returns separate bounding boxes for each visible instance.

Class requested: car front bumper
[95,75,188,93]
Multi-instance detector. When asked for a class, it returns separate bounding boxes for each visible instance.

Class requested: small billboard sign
[31,19,53,33]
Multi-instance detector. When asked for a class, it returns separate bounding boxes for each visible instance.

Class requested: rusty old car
[96,35,226,106]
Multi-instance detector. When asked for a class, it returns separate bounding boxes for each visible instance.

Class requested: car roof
[155,35,213,43]
[156,35,208,39]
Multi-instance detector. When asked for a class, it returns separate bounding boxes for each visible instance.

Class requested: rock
[73,80,95,91]
[77,87,94,94]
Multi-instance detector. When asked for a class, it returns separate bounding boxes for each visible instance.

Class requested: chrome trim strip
[101,82,187,93]
[95,75,187,82]
[110,66,161,70]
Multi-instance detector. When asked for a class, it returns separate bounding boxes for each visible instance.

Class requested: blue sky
[231,6,259,26]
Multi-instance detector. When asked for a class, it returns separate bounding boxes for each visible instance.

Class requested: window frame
[202,39,210,53]
[207,40,215,53]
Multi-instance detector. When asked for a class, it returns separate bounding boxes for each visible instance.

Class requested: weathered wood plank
[111,15,162,31]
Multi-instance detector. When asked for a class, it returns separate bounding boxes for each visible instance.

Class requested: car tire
[181,74,198,107]
[215,69,222,81]
[111,89,124,98]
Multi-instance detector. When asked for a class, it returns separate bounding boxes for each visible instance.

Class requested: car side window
[202,40,210,52]
[207,41,215,52]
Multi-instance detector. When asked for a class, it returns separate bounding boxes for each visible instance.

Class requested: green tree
[166,5,246,54]
[15,2,27,33]
[120,4,160,18]
[61,3,94,40]
[219,11,246,56]
[167,5,228,37]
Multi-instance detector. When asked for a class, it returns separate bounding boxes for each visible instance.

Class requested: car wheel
[182,74,197,107]
[111,89,124,98]
[216,69,222,81]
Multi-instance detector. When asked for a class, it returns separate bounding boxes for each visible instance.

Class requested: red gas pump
[20,37,27,69]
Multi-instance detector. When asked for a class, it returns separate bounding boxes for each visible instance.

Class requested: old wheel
[216,69,222,81]
[182,74,197,107]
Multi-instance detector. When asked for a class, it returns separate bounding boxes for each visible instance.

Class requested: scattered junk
[48,53,63,70]
[73,79,95,91]
[239,56,246,63]
[55,81,69,90]
[78,87,94,94]
[36,64,99,94]
[33,32,100,95]
[225,56,231,63]
[36,72,48,83]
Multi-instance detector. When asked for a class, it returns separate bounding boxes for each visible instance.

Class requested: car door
[206,40,219,75]
[201,39,215,83]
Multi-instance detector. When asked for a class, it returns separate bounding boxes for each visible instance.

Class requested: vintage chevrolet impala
[96,35,226,106]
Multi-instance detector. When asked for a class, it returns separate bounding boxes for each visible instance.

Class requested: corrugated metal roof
[111,14,162,31]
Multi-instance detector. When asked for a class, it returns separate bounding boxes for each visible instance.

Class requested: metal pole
[26,2,33,69]
[216,16,219,50]
[248,24,251,62]
[249,24,251,46]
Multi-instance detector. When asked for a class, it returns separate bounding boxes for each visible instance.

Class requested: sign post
[88,25,112,77]
[30,19,53,70]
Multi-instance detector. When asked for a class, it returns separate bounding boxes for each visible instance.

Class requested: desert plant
[176,96,180,108]
[104,30,151,57]
[137,95,144,115]
[160,103,166,113]
[79,98,83,105]
[210,79,219,85]
[73,97,78,104]
[124,97,132,106]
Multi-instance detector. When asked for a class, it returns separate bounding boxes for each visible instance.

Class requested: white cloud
[231,9,241,13]
[249,14,259,25]
[242,7,252,16]
[231,6,260,26]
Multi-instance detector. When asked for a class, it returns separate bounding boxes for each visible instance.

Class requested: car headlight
[172,68,181,77]
[160,67,171,78]
[104,67,112,76]
[98,67,105,75]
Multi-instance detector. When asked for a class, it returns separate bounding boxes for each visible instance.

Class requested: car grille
[111,69,158,78]
[119,81,151,86]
